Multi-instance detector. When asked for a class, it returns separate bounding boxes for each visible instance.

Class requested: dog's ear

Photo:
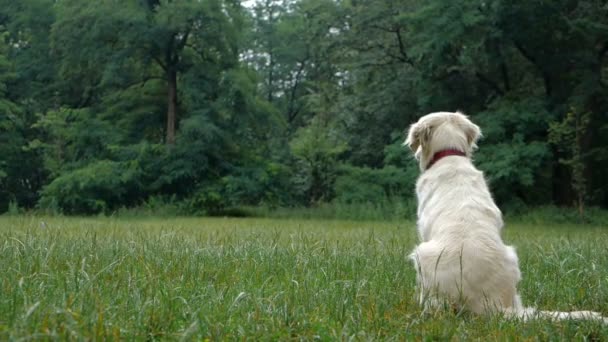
[454,113,482,149]
[466,123,482,148]
[404,121,432,152]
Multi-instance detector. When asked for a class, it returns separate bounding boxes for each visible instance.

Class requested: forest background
[1,0,607,220]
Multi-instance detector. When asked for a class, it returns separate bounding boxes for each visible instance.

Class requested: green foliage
[472,100,552,205]
[477,139,548,202]
[383,134,414,169]
[116,195,183,217]
[31,108,120,177]
[1,0,608,215]
[511,205,608,226]
[0,31,20,208]
[39,160,142,215]
[220,161,294,207]
[549,109,593,215]
[6,200,21,215]
[0,28,46,212]
[333,165,416,205]
[290,118,347,203]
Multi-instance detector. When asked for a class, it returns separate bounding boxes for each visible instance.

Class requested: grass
[0,216,607,340]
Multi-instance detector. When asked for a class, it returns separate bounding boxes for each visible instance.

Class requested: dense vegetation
[1,0,607,216]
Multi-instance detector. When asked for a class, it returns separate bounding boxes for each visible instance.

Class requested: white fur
[405,111,607,322]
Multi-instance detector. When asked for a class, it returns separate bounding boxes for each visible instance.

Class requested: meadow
[1,216,607,340]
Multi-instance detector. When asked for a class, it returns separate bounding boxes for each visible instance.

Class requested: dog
[404,111,606,322]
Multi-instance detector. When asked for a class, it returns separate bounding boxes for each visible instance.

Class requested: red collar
[427,149,467,170]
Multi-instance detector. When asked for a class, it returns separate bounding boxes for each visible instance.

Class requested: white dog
[405,111,606,322]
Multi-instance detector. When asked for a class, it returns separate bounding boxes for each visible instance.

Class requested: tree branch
[512,39,552,96]
[176,28,191,52]
[369,23,393,33]
[394,27,414,66]
[152,55,167,72]
[164,33,177,68]
[287,60,307,123]
[184,42,218,65]
[512,40,537,66]
[367,24,414,66]
[356,60,403,69]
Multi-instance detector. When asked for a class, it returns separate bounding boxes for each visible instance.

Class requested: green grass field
[1,216,607,340]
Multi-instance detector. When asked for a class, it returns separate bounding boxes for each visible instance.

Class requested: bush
[333,165,417,204]
[39,160,141,215]
[115,195,182,217]
[220,162,296,207]
[511,205,608,226]
[473,101,553,206]
[6,200,21,215]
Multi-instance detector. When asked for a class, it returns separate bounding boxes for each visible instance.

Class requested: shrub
[333,165,417,205]
[511,205,608,226]
[39,160,141,215]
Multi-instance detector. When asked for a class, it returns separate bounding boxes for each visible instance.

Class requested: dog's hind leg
[410,241,453,312]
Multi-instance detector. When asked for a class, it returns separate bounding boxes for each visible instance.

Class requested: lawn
[1,216,607,340]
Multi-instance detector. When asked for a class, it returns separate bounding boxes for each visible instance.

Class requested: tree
[333,0,422,167]
[497,0,608,205]
[0,3,51,211]
[247,0,344,131]
[335,0,608,208]
[0,30,22,211]
[51,0,242,144]
[33,1,284,214]
[290,116,346,203]
[2,0,608,214]
[549,109,592,218]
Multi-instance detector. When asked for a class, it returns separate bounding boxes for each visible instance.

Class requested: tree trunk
[166,68,178,145]
[267,52,274,103]
[552,147,573,206]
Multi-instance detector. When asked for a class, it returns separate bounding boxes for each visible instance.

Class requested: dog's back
[415,156,502,241]
[412,156,521,314]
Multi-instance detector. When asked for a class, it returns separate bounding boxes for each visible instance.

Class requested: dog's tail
[503,307,608,324]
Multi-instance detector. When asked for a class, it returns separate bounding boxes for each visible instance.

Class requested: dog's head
[404,111,481,171]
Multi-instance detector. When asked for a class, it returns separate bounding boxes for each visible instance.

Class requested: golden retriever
[405,111,606,322]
